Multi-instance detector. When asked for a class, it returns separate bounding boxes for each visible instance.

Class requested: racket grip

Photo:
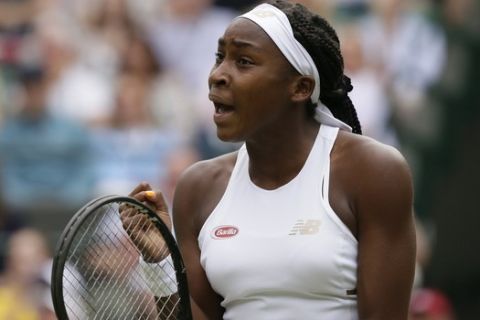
[139,256,178,297]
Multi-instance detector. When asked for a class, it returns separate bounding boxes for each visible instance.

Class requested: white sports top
[198,125,358,319]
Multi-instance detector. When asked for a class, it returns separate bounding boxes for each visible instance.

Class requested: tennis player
[128,1,416,319]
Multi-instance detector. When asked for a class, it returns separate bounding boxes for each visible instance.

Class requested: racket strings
[121,207,179,294]
[62,202,181,319]
[101,209,177,319]
[66,205,163,319]
[65,211,144,319]
[92,205,166,320]
[64,209,114,317]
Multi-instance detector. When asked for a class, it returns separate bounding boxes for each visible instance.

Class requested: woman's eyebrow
[218,37,262,51]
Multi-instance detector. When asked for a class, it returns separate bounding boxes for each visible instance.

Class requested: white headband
[240,3,320,103]
[239,3,352,131]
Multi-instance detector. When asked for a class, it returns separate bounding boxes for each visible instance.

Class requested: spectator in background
[407,220,456,320]
[79,0,138,79]
[119,32,198,144]
[290,0,334,19]
[147,0,236,94]
[362,0,446,101]
[0,0,35,68]
[34,11,114,126]
[0,66,93,228]
[0,75,5,123]
[214,0,258,12]
[91,74,180,196]
[146,0,240,159]
[340,23,397,146]
[0,0,37,119]
[36,260,56,320]
[409,288,456,320]
[333,0,370,18]
[161,146,200,206]
[358,0,446,182]
[0,228,52,320]
[412,1,480,318]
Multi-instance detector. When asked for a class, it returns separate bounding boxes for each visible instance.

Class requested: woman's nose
[208,63,230,89]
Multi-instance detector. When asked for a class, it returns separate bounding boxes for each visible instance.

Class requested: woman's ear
[291,76,315,104]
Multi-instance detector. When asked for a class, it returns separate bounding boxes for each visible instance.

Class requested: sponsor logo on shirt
[289,219,321,235]
[211,225,239,239]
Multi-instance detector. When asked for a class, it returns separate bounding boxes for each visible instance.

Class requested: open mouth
[214,102,234,114]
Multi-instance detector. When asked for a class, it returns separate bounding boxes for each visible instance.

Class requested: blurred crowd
[0,0,479,318]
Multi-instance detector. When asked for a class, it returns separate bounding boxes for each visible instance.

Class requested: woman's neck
[245,119,319,189]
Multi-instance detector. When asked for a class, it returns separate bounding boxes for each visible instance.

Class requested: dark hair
[268,0,362,134]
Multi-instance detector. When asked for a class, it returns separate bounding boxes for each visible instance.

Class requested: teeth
[216,103,228,113]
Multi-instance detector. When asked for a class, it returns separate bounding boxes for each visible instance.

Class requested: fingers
[144,190,169,214]
[128,182,152,197]
[121,213,170,263]
[125,183,172,238]
[121,214,150,233]
[129,187,169,215]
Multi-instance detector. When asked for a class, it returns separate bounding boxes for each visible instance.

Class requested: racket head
[51,195,192,320]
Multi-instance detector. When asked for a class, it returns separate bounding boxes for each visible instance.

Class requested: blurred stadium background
[0,0,478,319]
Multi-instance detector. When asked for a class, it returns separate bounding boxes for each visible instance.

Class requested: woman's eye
[215,52,224,64]
[238,58,253,66]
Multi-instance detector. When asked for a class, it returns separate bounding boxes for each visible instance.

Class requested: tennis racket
[51,195,192,320]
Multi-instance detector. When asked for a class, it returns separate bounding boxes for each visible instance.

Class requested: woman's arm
[353,141,416,320]
[172,160,229,320]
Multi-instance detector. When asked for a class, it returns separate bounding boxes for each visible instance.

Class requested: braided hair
[268,0,362,134]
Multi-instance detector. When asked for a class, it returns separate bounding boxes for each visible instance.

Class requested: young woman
[125,1,416,319]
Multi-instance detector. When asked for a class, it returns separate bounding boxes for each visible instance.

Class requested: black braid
[267,0,362,134]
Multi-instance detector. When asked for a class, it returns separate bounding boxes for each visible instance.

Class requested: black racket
[51,195,192,320]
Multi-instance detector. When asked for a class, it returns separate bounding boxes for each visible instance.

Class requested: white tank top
[198,125,358,320]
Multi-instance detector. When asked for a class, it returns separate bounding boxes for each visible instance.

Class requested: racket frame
[51,195,192,320]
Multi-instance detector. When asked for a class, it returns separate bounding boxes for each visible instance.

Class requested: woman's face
[208,18,299,142]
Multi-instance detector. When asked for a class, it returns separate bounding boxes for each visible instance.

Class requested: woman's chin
[216,129,243,143]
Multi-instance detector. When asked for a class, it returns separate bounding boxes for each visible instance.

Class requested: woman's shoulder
[333,131,413,206]
[333,131,414,231]
[335,130,411,178]
[172,151,238,233]
[178,151,238,189]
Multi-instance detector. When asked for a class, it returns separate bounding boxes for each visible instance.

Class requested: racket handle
[139,256,178,297]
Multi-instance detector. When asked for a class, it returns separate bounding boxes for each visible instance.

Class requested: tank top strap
[231,144,248,181]
[319,124,341,143]
[297,124,339,187]
[227,144,252,192]
[317,125,339,198]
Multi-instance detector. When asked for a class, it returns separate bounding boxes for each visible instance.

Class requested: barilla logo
[211,225,239,239]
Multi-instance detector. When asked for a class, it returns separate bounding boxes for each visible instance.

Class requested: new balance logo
[289,219,321,235]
